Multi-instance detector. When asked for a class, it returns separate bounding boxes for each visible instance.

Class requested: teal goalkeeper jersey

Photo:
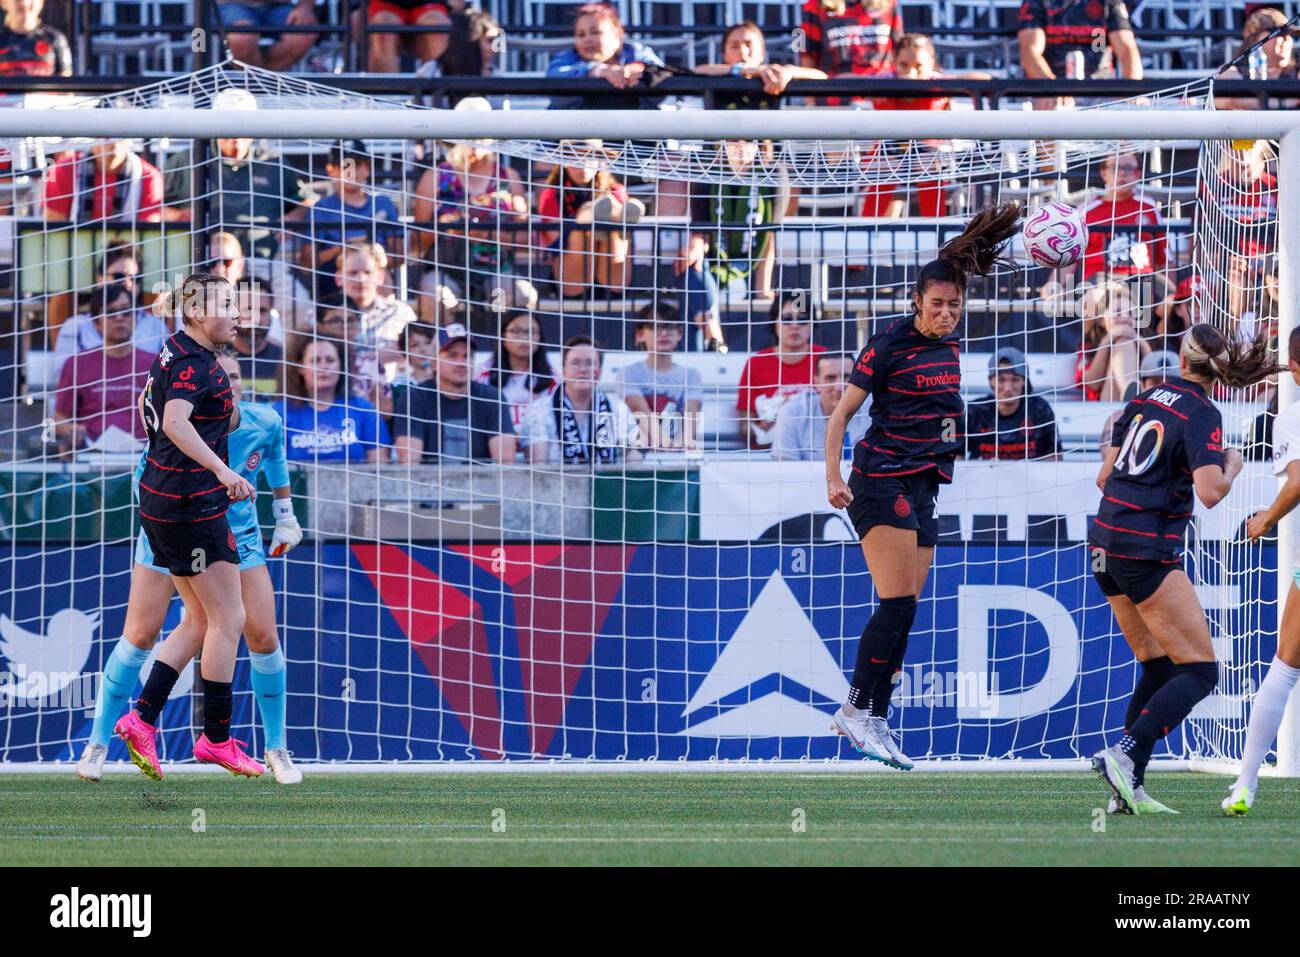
[134,401,290,541]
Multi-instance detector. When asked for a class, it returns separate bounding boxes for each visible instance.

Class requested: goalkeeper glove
[270,498,302,557]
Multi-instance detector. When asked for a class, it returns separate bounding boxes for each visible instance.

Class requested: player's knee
[244,624,279,655]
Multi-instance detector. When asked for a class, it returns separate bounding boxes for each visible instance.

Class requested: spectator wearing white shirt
[770,353,869,460]
[614,302,702,451]
[521,336,642,465]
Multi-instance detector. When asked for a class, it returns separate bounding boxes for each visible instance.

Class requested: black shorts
[140,514,239,578]
[846,470,941,547]
[1089,548,1179,605]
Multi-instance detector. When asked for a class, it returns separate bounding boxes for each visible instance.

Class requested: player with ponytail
[824,201,1022,768]
[1091,322,1281,814]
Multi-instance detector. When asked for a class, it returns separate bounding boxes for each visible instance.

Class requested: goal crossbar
[1,108,1298,142]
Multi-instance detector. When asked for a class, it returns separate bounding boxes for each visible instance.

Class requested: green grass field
[4,771,1300,866]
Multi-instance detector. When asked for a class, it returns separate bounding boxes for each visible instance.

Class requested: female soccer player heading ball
[824,202,1022,768]
[1091,323,1279,814]
[114,273,264,779]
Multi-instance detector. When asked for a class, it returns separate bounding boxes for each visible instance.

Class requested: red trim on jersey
[1130,397,1189,421]
[887,385,960,396]
[140,507,229,524]
[1102,494,1144,510]
[854,463,944,479]
[191,484,226,497]
[894,360,960,374]
[1095,519,1158,538]
[881,430,946,444]
[146,456,183,472]
[139,481,181,499]
[1093,548,1181,564]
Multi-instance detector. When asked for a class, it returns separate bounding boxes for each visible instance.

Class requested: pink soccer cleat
[115,710,163,781]
[193,735,265,778]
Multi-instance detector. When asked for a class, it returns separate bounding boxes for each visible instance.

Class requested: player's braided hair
[1180,322,1282,390]
[155,272,232,324]
[913,201,1022,313]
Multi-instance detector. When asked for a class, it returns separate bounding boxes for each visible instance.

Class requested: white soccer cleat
[1222,782,1254,817]
[1108,786,1178,815]
[869,717,915,771]
[831,707,895,767]
[76,743,108,782]
[1092,745,1139,814]
[264,748,302,785]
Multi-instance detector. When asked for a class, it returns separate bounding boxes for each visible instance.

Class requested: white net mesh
[0,63,1282,766]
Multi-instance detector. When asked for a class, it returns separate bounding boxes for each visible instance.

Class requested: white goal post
[1,88,1295,772]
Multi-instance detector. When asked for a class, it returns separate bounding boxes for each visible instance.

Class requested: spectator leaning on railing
[546,3,665,111]
[475,309,553,441]
[770,353,869,462]
[51,283,153,453]
[276,335,390,463]
[522,335,642,465]
[694,20,827,110]
[964,347,1062,461]
[736,293,827,450]
[614,302,702,452]
[0,0,70,76]
[1018,0,1142,110]
[1217,8,1298,110]
[218,0,318,72]
[392,323,517,464]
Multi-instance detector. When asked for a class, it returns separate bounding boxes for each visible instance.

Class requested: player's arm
[826,383,869,508]
[1096,444,1119,491]
[161,398,253,500]
[1248,460,1300,541]
[1193,448,1242,509]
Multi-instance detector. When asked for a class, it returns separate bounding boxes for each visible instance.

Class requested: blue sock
[89,638,152,746]
[249,647,287,751]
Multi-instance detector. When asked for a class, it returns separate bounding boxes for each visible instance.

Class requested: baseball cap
[329,139,371,167]
[437,323,470,351]
[989,346,1027,379]
[1140,349,1180,381]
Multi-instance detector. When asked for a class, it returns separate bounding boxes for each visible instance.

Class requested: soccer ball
[1022,202,1088,268]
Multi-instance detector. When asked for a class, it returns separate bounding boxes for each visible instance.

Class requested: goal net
[0,63,1284,768]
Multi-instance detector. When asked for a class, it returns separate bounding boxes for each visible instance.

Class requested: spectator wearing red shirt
[51,283,153,451]
[800,0,903,80]
[0,0,71,77]
[736,293,827,449]
[41,139,165,224]
[1048,152,1165,297]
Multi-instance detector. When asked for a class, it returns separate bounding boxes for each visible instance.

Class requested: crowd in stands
[5,1,1290,467]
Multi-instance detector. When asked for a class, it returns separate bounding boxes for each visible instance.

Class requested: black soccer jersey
[1017,0,1132,78]
[965,394,1061,460]
[0,24,71,77]
[138,330,234,524]
[848,318,964,483]
[1089,377,1224,563]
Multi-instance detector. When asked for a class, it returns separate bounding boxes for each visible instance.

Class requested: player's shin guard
[870,634,910,719]
[203,679,234,745]
[90,638,152,746]
[1121,661,1219,774]
[1238,656,1300,791]
[1123,655,1175,787]
[249,647,287,751]
[135,661,180,727]
[848,595,917,716]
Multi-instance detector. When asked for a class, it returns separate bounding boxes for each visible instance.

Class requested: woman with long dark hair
[824,202,1022,768]
[1090,323,1280,814]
